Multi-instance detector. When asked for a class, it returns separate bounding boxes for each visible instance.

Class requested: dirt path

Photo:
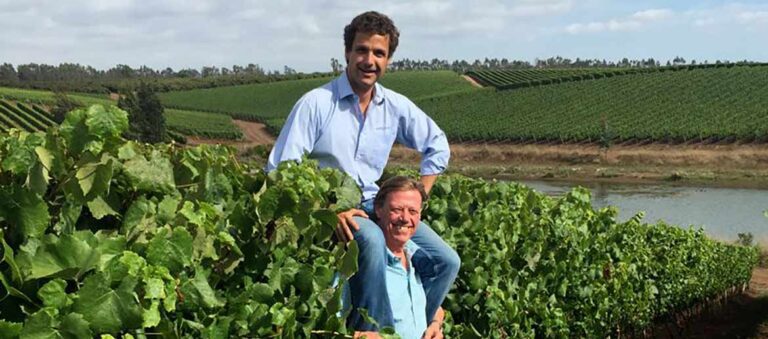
[186,119,275,152]
[462,75,483,88]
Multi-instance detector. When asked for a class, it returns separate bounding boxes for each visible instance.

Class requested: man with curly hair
[267,11,459,336]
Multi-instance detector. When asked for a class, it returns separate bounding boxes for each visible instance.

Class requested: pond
[518,180,768,245]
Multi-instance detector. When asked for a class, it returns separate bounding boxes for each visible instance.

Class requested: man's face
[345,32,390,95]
[376,189,422,249]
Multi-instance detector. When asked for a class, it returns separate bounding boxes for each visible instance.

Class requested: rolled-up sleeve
[266,94,318,172]
[397,101,450,176]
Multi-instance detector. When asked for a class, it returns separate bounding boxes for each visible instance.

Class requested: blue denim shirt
[266,72,450,201]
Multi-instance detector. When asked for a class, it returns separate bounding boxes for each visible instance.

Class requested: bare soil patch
[186,119,275,152]
[461,75,483,88]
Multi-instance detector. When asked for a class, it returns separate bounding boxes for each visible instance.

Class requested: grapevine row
[417,65,768,143]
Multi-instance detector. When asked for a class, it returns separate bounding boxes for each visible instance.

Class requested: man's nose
[363,52,375,65]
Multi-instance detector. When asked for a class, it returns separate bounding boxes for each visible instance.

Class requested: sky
[1,0,767,73]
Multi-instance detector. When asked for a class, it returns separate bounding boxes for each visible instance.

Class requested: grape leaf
[59,313,92,339]
[87,195,119,220]
[17,310,92,339]
[339,240,359,279]
[53,202,82,235]
[330,177,361,212]
[73,273,142,334]
[117,141,137,160]
[0,320,22,338]
[156,196,180,225]
[104,251,146,283]
[1,132,42,176]
[84,105,129,139]
[38,278,72,308]
[27,161,49,196]
[0,187,50,241]
[179,269,224,309]
[0,230,22,284]
[59,108,90,155]
[17,231,124,280]
[142,300,161,328]
[121,197,157,238]
[123,152,175,194]
[76,157,114,199]
[19,309,57,339]
[146,227,193,275]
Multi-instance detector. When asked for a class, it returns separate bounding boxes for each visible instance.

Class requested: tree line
[0,56,761,93]
[0,62,324,93]
[389,56,758,72]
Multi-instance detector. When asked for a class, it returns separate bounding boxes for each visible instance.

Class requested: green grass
[417,65,768,142]
[0,87,242,139]
[0,87,110,106]
[165,109,243,139]
[158,70,479,130]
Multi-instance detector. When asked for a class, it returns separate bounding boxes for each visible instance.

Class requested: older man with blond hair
[351,176,446,339]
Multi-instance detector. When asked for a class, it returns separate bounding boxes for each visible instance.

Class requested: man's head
[374,176,428,250]
[343,11,400,95]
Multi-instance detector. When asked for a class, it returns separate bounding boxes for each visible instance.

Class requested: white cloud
[565,8,673,34]
[631,9,673,21]
[686,4,768,28]
[737,11,768,24]
[1,1,764,72]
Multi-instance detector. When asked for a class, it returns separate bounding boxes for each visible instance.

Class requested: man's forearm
[421,174,438,194]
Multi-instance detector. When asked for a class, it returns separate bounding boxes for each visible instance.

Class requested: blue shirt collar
[337,71,385,105]
[385,240,421,266]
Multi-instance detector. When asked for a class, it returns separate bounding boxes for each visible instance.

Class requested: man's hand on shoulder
[422,306,445,339]
[336,208,368,243]
[422,323,443,339]
[354,331,381,339]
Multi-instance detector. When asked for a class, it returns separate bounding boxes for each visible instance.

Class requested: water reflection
[519,180,768,244]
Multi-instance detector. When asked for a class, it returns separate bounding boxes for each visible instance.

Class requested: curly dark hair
[344,11,400,58]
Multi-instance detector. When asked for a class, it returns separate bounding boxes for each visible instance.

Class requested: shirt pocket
[368,127,398,170]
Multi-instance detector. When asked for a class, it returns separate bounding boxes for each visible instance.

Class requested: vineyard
[157,65,768,144]
[0,87,242,140]
[467,63,768,91]
[158,71,479,132]
[420,64,768,143]
[0,104,758,337]
[467,68,622,89]
[0,101,55,133]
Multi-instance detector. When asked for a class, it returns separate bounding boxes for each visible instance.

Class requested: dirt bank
[672,268,768,338]
[390,143,768,189]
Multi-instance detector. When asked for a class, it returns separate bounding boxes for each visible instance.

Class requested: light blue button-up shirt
[385,241,428,338]
[339,240,428,338]
[266,72,450,201]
